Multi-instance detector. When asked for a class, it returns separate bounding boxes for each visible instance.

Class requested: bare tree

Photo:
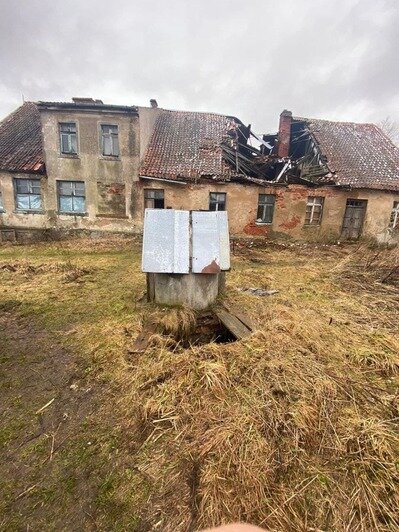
[378,117,399,146]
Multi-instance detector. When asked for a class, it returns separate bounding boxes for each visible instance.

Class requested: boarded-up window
[209,192,226,211]
[389,201,399,229]
[144,189,164,209]
[101,125,119,156]
[58,181,86,213]
[305,196,324,225]
[257,194,275,223]
[97,182,126,216]
[14,178,42,211]
[59,123,77,155]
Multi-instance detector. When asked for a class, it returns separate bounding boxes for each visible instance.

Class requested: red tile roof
[295,116,399,192]
[139,110,236,182]
[0,102,44,173]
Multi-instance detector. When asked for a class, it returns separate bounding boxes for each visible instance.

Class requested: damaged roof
[139,109,238,182]
[0,102,44,173]
[294,116,399,192]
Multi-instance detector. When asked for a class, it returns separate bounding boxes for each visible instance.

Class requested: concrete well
[147,272,226,310]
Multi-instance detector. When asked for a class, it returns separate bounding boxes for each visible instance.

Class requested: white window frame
[256,194,275,224]
[389,201,399,229]
[305,196,324,226]
[0,191,4,212]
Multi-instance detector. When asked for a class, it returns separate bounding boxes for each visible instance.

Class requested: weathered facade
[0,98,398,243]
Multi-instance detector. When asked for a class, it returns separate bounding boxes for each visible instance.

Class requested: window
[57,181,86,214]
[305,196,324,225]
[14,178,42,211]
[144,189,164,209]
[389,201,399,229]
[256,194,275,223]
[209,192,226,211]
[101,125,119,156]
[0,192,4,212]
[59,123,77,155]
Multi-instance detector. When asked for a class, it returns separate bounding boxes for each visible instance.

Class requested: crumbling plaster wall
[0,171,48,229]
[133,179,399,243]
[138,106,162,161]
[39,108,141,232]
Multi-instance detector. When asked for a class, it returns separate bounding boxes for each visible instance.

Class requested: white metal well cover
[192,211,230,273]
[142,209,190,273]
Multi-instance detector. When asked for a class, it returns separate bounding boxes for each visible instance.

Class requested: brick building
[0,98,398,243]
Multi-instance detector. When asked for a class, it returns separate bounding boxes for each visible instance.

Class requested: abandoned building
[0,97,398,243]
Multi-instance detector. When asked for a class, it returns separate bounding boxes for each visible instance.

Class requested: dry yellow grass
[0,237,398,531]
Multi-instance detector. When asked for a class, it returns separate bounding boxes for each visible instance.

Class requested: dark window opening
[144,189,164,209]
[14,179,42,211]
[101,125,119,156]
[59,123,77,155]
[58,181,86,213]
[209,192,226,211]
[256,194,275,223]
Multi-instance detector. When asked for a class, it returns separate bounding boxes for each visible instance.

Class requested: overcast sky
[0,0,398,133]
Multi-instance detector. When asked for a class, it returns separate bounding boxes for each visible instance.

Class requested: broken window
[305,196,324,225]
[389,201,399,229]
[58,181,86,214]
[256,194,275,223]
[209,192,226,211]
[59,123,77,155]
[144,189,164,209]
[101,125,119,156]
[14,178,42,211]
[0,192,4,212]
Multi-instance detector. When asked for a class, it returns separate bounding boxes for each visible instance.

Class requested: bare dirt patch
[0,310,99,530]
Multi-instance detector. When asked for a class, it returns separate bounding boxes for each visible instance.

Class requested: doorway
[341,199,367,239]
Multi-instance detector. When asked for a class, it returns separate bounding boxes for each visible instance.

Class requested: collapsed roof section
[139,109,286,185]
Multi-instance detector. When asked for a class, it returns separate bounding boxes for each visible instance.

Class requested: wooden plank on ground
[222,303,253,331]
[214,308,252,340]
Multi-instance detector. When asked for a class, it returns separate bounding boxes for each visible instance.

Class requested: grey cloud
[0,0,398,133]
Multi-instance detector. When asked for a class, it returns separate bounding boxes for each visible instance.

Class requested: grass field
[0,237,398,531]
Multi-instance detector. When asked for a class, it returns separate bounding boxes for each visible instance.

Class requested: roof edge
[36,101,138,114]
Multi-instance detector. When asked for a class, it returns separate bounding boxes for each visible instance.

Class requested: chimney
[277,109,292,158]
[150,99,158,108]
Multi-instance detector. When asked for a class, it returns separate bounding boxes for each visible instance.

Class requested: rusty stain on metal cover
[201,260,221,274]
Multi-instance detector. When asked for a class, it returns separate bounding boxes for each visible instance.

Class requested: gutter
[140,175,188,185]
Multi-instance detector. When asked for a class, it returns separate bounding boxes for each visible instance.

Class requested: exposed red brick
[277,110,292,158]
[279,215,301,230]
[243,222,268,236]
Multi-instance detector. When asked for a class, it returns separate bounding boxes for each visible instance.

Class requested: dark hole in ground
[180,311,236,347]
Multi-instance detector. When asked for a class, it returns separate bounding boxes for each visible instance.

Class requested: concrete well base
[147,272,225,310]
